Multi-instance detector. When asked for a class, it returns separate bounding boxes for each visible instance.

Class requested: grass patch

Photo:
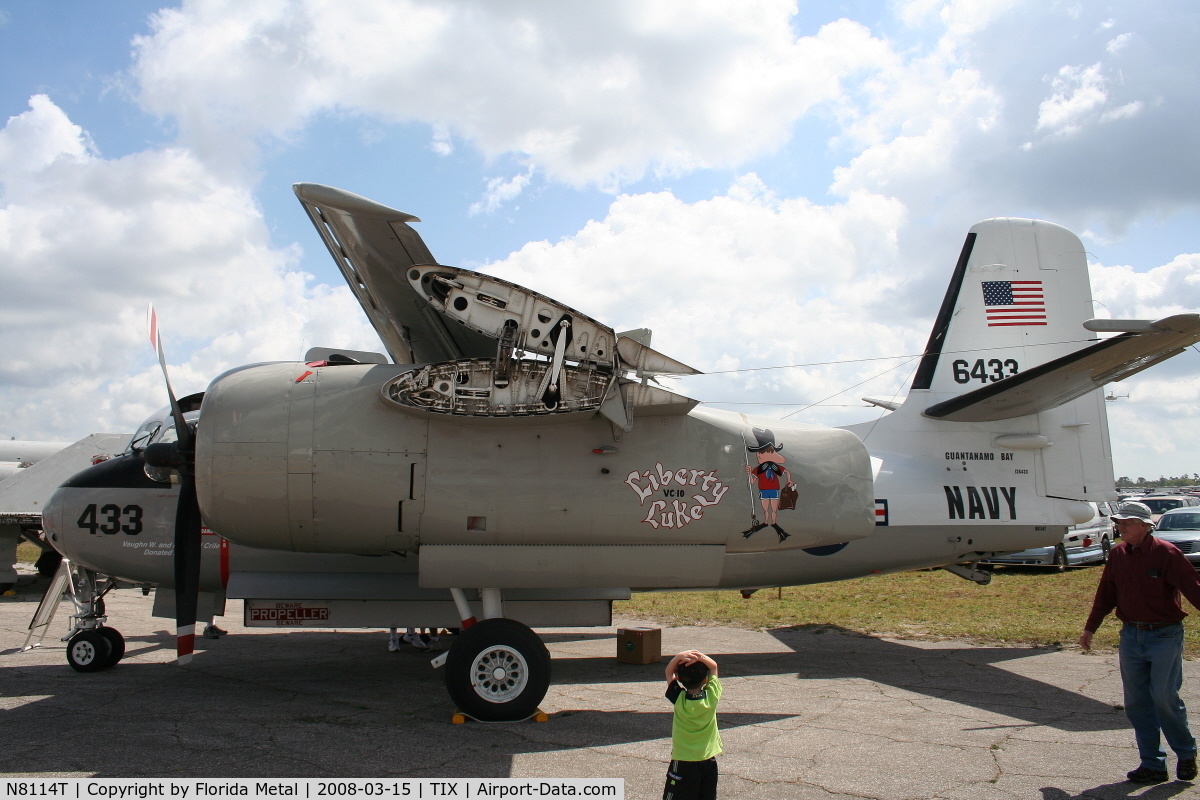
[616,567,1200,658]
[16,542,40,563]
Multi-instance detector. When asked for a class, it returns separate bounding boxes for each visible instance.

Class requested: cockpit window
[125,419,163,454]
[153,423,180,445]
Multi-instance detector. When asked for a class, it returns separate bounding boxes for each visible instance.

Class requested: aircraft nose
[41,486,66,553]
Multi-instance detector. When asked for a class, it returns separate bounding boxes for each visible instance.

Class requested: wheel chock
[451,708,549,724]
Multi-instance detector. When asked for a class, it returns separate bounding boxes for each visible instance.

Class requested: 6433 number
[952,358,1018,384]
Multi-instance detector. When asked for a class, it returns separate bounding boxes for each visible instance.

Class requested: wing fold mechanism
[923,314,1200,422]
[296,184,701,430]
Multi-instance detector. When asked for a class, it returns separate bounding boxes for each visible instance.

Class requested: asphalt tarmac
[2,565,1198,800]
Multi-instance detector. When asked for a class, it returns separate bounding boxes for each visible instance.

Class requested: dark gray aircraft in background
[34,184,1200,720]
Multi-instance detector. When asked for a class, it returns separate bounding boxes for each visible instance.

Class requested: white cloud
[0,97,380,440]
[1089,255,1200,478]
[430,124,453,156]
[1036,63,1107,135]
[469,169,534,216]
[1099,100,1143,123]
[480,175,920,423]
[131,0,896,189]
[0,95,94,176]
[1106,32,1132,53]
[898,0,1026,35]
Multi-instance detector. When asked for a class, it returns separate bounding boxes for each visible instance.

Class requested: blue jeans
[1119,623,1197,770]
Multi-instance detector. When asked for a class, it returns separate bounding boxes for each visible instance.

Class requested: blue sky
[1,0,1199,480]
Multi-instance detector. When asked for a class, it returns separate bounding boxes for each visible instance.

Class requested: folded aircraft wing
[923,314,1200,422]
[294,183,495,364]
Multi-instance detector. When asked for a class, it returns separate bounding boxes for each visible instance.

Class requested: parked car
[980,502,1111,571]
[1151,507,1200,569]
[1136,495,1200,522]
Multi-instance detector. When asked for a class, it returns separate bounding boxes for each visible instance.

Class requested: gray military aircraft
[35,184,1200,721]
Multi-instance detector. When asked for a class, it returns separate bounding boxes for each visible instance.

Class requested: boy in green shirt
[663,649,722,800]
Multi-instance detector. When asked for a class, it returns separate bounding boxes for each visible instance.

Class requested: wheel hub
[71,640,97,664]
[470,645,529,703]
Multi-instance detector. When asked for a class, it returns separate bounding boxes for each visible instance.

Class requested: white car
[981,501,1112,571]
[1136,495,1200,523]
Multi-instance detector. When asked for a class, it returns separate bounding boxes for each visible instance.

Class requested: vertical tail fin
[904,218,1113,502]
[910,218,1094,397]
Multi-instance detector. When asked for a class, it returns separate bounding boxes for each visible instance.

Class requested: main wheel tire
[1100,536,1111,562]
[34,549,62,578]
[96,626,125,668]
[444,618,551,722]
[66,630,112,673]
[1051,544,1069,572]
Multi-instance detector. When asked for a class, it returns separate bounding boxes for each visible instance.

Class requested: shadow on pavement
[1039,781,1194,799]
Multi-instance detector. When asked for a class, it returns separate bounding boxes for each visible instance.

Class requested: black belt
[1126,621,1178,630]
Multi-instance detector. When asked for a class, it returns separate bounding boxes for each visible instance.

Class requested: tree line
[1116,474,1200,489]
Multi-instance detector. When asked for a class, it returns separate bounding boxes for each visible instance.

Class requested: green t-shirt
[667,675,723,761]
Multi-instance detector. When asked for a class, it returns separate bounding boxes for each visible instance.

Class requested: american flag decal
[981,280,1046,326]
[875,499,888,526]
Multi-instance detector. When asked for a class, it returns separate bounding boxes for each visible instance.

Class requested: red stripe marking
[177,633,195,659]
[220,537,230,589]
[988,322,1047,326]
[461,617,477,629]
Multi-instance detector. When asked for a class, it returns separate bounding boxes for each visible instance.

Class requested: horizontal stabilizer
[616,336,701,376]
[1085,317,1179,333]
[924,314,1200,422]
[862,397,900,411]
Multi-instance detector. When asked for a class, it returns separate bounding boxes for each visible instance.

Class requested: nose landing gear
[23,558,128,672]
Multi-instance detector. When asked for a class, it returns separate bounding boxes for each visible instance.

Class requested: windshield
[1156,512,1200,531]
[125,419,163,454]
[153,423,181,445]
[1142,498,1185,514]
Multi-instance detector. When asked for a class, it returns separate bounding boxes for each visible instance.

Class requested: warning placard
[245,602,330,627]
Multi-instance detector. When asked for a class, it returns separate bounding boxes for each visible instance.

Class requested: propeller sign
[143,304,203,665]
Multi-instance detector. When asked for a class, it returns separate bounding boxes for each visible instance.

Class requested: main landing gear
[444,618,551,721]
[439,588,551,721]
[23,558,127,672]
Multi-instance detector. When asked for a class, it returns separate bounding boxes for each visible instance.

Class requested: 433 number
[77,503,143,535]
[952,358,1018,384]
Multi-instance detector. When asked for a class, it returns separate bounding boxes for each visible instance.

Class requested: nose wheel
[444,618,550,721]
[66,627,124,672]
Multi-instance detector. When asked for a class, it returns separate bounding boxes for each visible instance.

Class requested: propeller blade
[146,303,192,452]
[173,467,202,664]
[144,302,200,663]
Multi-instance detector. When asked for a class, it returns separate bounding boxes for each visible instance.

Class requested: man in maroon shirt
[1081,501,1200,784]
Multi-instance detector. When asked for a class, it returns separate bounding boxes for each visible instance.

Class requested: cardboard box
[617,626,661,664]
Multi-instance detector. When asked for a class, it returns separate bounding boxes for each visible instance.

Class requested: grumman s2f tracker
[36,184,1200,721]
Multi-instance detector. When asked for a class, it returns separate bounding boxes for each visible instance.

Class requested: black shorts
[663,758,718,800]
